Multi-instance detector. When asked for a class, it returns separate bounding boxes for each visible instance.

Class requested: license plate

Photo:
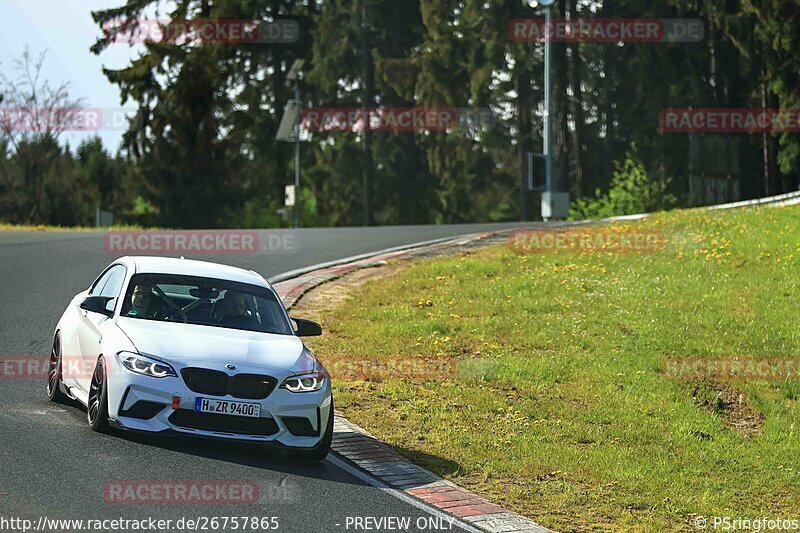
[194,397,261,418]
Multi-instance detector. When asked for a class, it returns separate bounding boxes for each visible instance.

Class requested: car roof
[119,256,268,287]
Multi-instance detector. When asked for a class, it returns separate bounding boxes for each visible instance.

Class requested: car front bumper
[106,359,332,449]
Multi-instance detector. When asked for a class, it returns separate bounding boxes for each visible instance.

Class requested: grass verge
[0,223,154,231]
[304,206,800,531]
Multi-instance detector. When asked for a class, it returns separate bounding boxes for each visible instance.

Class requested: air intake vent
[181,368,277,400]
[169,410,279,436]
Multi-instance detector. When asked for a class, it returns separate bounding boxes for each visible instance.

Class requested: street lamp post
[287,59,305,228]
[293,80,300,228]
[524,0,556,218]
[522,0,569,220]
[542,1,553,197]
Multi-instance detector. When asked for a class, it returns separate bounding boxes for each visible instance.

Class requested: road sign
[285,185,296,207]
[276,99,300,142]
[525,152,546,191]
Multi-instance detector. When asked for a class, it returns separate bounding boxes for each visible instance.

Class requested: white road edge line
[325,453,484,533]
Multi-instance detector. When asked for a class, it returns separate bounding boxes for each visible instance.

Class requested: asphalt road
[0,222,542,533]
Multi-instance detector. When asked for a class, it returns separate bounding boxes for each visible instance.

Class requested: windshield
[120,274,292,335]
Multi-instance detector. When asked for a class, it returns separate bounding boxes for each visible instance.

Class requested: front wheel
[47,333,67,403]
[87,357,111,432]
[287,400,334,462]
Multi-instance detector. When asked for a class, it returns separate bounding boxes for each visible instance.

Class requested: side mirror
[80,295,115,318]
[291,317,322,337]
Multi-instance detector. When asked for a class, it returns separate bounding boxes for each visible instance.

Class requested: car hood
[116,317,311,374]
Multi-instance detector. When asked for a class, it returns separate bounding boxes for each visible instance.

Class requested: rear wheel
[47,333,67,403]
[287,400,334,462]
[87,357,110,432]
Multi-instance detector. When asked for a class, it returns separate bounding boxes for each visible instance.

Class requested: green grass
[305,206,800,532]
[0,223,155,231]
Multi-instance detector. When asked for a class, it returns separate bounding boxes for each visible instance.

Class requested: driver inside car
[125,284,166,318]
[218,291,260,330]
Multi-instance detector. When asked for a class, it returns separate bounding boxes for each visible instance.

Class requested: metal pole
[294,80,300,229]
[543,5,553,197]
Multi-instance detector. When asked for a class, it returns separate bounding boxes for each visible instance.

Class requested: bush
[569,150,676,220]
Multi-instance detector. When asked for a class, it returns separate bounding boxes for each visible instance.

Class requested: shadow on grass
[388,445,463,477]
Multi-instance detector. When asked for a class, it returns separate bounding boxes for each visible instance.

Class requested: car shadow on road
[116,429,357,478]
[54,396,465,488]
[110,426,410,489]
[47,395,357,484]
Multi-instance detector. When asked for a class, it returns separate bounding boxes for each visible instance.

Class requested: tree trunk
[552,2,569,195]
[601,0,616,185]
[761,80,779,196]
[515,51,533,221]
[361,0,373,226]
[566,0,584,199]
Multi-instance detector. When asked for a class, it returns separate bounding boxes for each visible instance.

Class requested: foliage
[569,150,677,219]
[1,0,800,226]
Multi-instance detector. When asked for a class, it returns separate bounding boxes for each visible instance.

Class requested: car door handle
[81,310,88,318]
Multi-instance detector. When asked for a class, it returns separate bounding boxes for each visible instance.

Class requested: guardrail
[579,189,800,224]
[706,190,800,210]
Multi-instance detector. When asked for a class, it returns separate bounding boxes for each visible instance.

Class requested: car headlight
[281,371,326,393]
[117,351,176,378]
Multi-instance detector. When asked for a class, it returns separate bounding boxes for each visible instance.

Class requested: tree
[0,49,84,223]
[76,136,126,214]
[569,148,676,219]
[92,0,334,228]
[704,0,800,194]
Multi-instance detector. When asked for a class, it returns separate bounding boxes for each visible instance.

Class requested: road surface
[0,222,542,533]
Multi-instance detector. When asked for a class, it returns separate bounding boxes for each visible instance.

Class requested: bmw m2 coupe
[48,256,333,460]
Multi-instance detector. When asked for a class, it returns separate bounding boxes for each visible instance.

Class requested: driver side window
[90,268,116,296]
[100,266,126,298]
[90,265,126,312]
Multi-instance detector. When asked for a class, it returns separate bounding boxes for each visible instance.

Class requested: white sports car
[48,256,333,461]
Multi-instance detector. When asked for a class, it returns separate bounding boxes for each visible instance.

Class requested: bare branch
[0,47,86,151]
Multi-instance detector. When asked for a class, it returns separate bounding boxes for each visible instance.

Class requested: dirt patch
[691,381,764,437]
[729,290,757,323]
